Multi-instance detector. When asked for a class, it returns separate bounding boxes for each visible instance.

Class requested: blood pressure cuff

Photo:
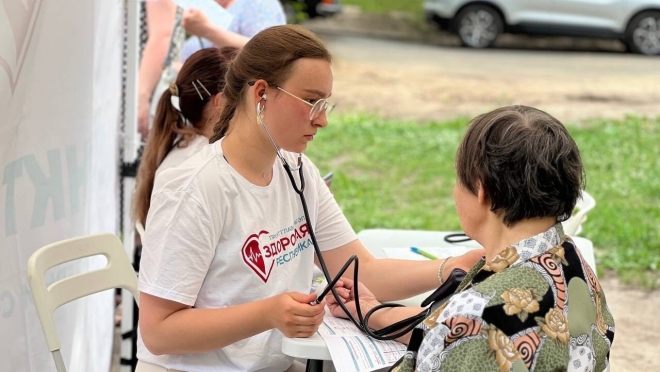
[420,268,467,308]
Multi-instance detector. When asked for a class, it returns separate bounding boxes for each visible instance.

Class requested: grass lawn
[306,114,660,287]
[341,0,425,14]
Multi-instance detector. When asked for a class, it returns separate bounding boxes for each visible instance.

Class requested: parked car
[281,0,342,23]
[423,0,660,55]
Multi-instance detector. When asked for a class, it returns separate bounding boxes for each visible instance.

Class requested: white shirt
[137,138,357,372]
[154,134,208,179]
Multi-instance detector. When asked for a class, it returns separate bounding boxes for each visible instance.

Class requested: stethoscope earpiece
[256,100,264,116]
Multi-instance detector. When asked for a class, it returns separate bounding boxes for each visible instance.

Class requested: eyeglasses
[276,86,335,121]
[247,81,335,121]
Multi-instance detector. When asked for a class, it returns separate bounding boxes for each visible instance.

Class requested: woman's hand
[266,292,326,338]
[442,249,485,282]
[182,8,214,38]
[326,278,380,321]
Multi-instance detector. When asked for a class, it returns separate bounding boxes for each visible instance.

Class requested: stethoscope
[256,98,464,340]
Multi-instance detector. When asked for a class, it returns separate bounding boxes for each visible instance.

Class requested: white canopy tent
[0,0,142,370]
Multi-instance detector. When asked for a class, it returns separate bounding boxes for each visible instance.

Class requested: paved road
[319,33,660,124]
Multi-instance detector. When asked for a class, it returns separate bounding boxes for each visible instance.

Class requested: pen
[410,247,438,260]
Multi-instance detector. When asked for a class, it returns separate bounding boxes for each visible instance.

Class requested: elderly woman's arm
[326,278,424,344]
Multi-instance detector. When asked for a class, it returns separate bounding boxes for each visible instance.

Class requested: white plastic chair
[27,233,140,372]
[562,190,596,236]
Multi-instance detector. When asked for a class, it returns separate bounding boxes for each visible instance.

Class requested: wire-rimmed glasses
[276,86,335,121]
[247,81,335,120]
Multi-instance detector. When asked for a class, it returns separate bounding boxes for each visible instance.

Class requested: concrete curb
[303,22,427,43]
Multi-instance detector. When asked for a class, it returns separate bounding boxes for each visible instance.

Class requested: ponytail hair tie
[170,83,181,112]
[169,82,179,97]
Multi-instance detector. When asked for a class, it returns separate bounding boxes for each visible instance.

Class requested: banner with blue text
[1,0,121,370]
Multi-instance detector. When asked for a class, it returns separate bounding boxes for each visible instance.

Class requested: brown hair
[210,25,331,142]
[455,105,585,226]
[132,47,237,225]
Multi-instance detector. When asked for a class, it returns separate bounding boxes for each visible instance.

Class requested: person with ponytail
[136,25,483,372]
[132,47,237,226]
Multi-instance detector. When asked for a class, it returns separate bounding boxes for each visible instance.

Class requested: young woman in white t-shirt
[136,25,483,372]
[132,47,237,227]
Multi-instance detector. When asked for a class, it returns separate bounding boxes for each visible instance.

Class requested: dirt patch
[599,276,658,371]
[327,57,660,125]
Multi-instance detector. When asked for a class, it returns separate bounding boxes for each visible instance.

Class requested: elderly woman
[328,105,615,372]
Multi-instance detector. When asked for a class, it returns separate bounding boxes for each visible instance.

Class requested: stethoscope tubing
[259,103,435,340]
[282,160,432,340]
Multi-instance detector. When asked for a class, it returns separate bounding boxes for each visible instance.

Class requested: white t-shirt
[154,134,208,179]
[137,138,357,372]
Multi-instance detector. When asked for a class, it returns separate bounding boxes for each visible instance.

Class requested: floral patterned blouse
[391,224,615,372]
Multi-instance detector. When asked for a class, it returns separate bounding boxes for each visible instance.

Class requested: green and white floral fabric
[391,225,614,372]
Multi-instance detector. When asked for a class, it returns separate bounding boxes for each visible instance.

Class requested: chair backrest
[562,190,596,236]
[27,233,139,371]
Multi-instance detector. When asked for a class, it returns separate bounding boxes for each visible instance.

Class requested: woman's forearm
[202,26,250,49]
[138,37,171,103]
[141,298,273,355]
[359,258,443,302]
[359,250,482,302]
[139,0,177,103]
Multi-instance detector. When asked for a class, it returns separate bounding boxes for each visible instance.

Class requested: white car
[424,0,660,55]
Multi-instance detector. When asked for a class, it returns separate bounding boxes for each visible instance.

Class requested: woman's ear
[213,92,223,109]
[477,183,489,206]
[250,79,270,104]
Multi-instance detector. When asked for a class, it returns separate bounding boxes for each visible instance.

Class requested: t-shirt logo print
[241,230,273,283]
[241,221,312,283]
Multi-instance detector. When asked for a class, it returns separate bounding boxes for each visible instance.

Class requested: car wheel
[625,11,660,55]
[305,0,321,19]
[454,5,503,49]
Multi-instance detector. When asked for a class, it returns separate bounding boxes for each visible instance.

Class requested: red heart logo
[241,230,274,283]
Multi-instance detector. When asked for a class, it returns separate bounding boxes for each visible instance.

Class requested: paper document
[382,246,470,261]
[318,317,406,372]
[172,0,234,30]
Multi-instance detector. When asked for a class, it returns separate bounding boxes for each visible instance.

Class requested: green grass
[341,0,425,14]
[306,114,660,287]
